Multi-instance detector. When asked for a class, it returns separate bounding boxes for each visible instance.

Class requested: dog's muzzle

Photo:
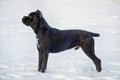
[22,16,31,26]
[22,16,28,22]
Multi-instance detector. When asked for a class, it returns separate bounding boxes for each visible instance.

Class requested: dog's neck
[32,17,48,34]
[35,17,51,39]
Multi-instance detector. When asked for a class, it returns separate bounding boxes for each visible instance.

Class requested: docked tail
[90,32,100,37]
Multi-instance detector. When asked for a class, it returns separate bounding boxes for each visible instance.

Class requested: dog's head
[22,10,43,32]
[22,10,42,26]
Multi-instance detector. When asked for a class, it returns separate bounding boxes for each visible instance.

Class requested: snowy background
[0,0,120,80]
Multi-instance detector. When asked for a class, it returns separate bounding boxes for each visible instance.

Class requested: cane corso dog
[22,10,101,73]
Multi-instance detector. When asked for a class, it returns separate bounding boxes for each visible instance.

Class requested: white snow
[0,0,120,80]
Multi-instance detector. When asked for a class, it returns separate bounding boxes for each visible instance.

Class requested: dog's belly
[49,38,76,53]
[49,44,73,53]
[49,31,81,53]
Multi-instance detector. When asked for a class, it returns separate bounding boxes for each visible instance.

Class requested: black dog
[22,10,101,73]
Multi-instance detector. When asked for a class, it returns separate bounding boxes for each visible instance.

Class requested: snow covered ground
[0,0,120,80]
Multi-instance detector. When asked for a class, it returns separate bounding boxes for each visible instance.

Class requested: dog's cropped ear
[36,10,43,17]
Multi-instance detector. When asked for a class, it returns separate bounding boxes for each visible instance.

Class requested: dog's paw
[74,46,79,50]
[41,70,46,73]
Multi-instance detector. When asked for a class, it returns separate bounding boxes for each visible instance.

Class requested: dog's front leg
[37,45,43,71]
[41,51,49,73]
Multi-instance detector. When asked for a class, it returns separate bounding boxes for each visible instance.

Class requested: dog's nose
[22,16,27,24]
[22,16,29,21]
[23,16,27,19]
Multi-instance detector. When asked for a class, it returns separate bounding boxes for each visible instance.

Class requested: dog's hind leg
[81,37,102,72]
